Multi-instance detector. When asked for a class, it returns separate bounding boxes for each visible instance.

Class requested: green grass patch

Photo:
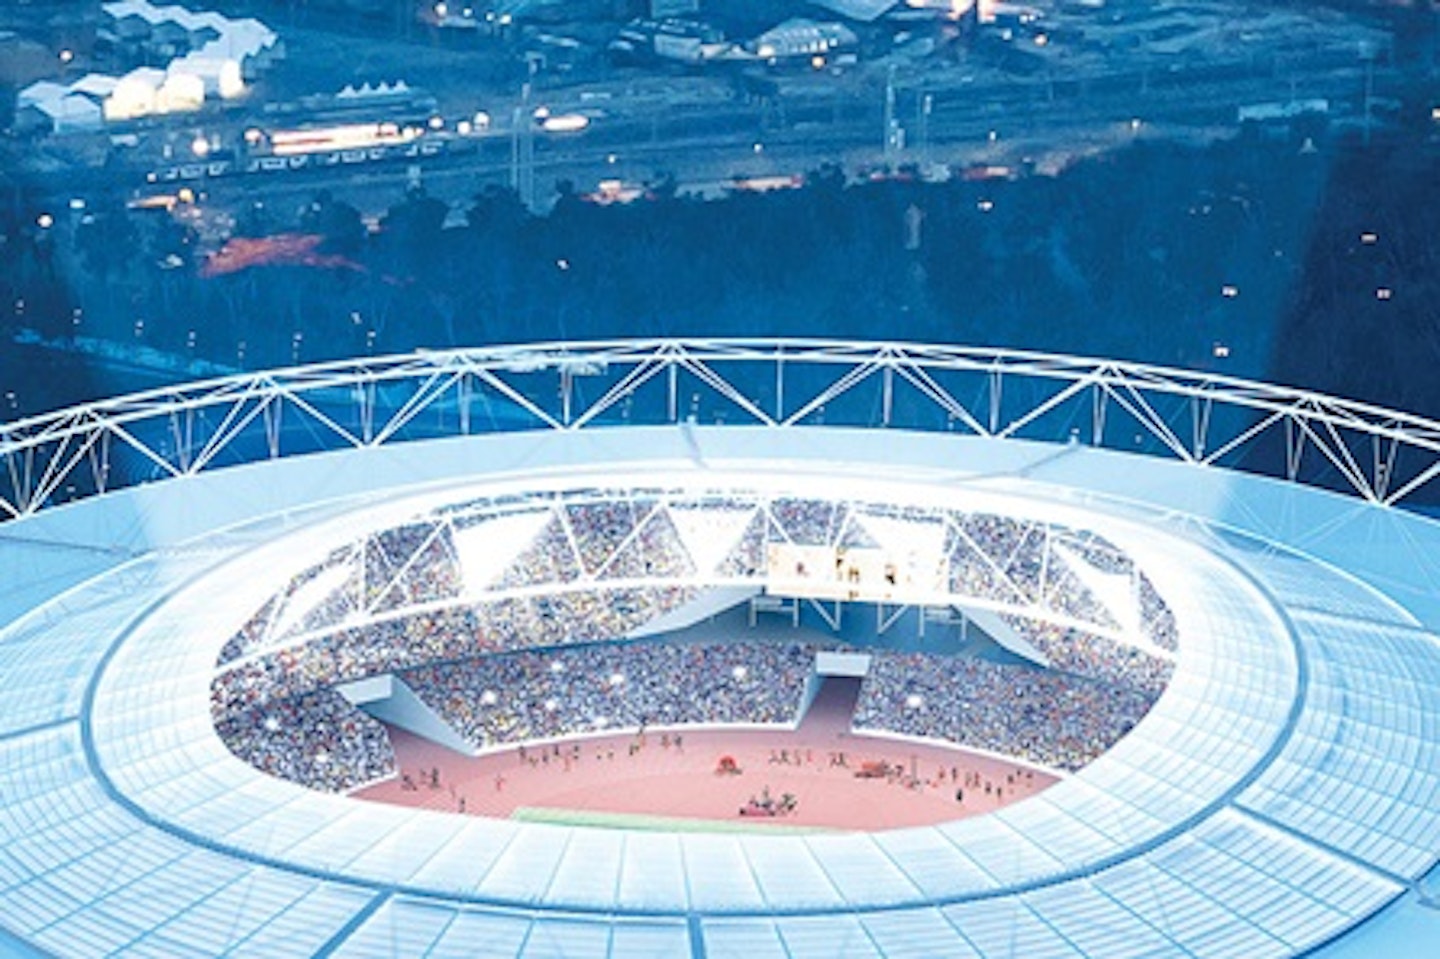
[510,806,834,835]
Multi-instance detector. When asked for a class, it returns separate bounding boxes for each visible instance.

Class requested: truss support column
[1092,387,1106,445]
[265,401,281,459]
[668,363,678,423]
[459,375,471,436]
[360,383,374,445]
[560,368,572,426]
[883,365,893,427]
[989,369,1002,434]
[775,352,784,422]
[1286,416,1303,481]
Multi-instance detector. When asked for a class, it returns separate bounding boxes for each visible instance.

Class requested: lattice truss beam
[5,339,1440,519]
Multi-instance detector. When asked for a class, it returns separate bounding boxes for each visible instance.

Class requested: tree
[74,200,139,281]
[377,186,449,274]
[233,200,276,239]
[300,190,365,255]
[466,184,529,234]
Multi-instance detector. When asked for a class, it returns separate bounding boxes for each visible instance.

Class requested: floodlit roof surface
[1,343,1437,957]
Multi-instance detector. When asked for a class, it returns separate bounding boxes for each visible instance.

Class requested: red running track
[356,680,1058,831]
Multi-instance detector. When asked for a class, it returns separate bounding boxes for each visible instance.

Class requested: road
[164,56,1384,218]
[8,51,1395,219]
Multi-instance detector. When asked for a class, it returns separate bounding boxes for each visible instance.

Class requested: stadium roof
[0,342,1437,956]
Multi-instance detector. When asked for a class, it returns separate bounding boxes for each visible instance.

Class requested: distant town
[5,0,1440,422]
[0,0,1409,211]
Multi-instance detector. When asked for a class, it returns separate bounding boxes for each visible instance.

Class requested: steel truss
[4,338,1440,521]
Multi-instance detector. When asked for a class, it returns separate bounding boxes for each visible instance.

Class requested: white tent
[169,51,241,98]
[18,80,69,112]
[63,2,275,124]
[56,94,105,132]
[70,73,120,100]
[156,67,205,112]
[105,67,164,120]
[25,87,106,133]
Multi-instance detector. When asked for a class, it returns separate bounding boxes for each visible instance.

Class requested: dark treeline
[5,122,1440,419]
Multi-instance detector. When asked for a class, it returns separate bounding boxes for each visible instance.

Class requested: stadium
[1,338,1438,958]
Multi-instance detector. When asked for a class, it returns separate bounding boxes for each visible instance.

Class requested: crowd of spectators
[718,512,767,577]
[1139,577,1180,652]
[948,534,1025,604]
[218,545,359,665]
[1054,531,1179,652]
[403,640,817,750]
[854,651,1159,772]
[218,494,1181,669]
[1040,562,1120,628]
[1061,532,1131,574]
[211,585,697,718]
[366,522,462,613]
[220,596,279,667]
[947,515,1131,633]
[596,510,695,580]
[211,492,1186,789]
[564,501,645,574]
[211,586,696,789]
[1002,615,1174,697]
[962,515,1045,599]
[499,515,585,587]
[771,498,849,546]
[215,632,1167,789]
[213,687,396,793]
[217,502,696,667]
